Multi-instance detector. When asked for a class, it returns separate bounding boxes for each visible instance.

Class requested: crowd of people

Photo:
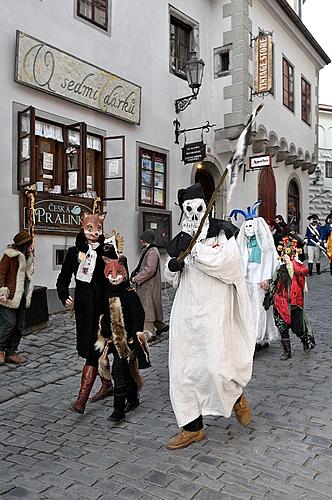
[0,185,330,451]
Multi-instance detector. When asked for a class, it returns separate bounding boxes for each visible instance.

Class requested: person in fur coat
[56,213,117,414]
[0,231,34,365]
[96,257,151,422]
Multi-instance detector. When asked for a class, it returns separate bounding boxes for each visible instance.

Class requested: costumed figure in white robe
[230,202,279,351]
[164,183,256,450]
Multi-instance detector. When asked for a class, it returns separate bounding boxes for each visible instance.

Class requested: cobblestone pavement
[0,271,331,499]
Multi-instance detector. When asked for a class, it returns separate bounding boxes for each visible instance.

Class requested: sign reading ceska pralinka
[15,31,141,125]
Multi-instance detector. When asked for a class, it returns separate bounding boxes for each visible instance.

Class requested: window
[214,46,231,78]
[283,57,294,112]
[170,16,192,77]
[17,106,125,200]
[326,161,332,178]
[301,77,311,125]
[139,149,166,208]
[77,0,108,31]
[55,249,67,266]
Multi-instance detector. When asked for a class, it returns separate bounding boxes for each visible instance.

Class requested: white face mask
[244,220,255,237]
[181,198,208,239]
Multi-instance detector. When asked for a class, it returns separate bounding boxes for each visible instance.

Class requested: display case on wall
[139,209,172,250]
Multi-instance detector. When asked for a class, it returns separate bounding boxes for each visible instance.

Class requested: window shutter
[17,106,36,190]
[103,135,125,200]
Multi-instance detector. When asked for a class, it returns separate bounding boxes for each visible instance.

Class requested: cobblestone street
[0,271,331,499]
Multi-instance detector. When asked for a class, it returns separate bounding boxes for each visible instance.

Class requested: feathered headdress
[229,200,262,221]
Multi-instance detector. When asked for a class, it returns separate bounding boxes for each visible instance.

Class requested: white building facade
[0,0,329,311]
[309,105,332,219]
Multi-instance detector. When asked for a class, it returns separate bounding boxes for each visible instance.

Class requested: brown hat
[13,231,33,248]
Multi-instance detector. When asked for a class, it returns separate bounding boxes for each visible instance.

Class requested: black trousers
[0,301,25,355]
[112,350,137,393]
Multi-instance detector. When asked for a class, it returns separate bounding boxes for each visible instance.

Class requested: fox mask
[81,212,105,243]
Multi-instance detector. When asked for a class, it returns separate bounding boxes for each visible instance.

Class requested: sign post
[182,141,206,164]
[253,31,273,97]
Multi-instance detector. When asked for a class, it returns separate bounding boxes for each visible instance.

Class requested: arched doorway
[288,179,300,231]
[195,167,215,203]
[258,167,276,221]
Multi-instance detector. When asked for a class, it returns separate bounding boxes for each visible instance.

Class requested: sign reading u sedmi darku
[15,31,141,125]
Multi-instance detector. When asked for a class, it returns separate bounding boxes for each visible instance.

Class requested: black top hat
[307,214,320,221]
[177,183,206,211]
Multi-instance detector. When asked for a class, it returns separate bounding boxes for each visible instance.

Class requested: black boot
[308,263,313,276]
[316,263,321,275]
[109,387,126,422]
[280,339,291,360]
[330,262,332,275]
[125,388,140,412]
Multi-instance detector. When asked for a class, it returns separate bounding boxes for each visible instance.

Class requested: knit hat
[13,231,33,248]
[139,229,155,244]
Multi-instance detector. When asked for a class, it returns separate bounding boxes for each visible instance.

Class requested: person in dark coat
[56,212,117,414]
[97,257,151,422]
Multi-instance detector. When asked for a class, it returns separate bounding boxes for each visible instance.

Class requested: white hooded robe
[165,231,255,428]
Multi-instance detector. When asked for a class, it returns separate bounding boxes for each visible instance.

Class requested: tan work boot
[0,351,5,364]
[166,429,205,450]
[234,394,252,426]
[5,353,27,365]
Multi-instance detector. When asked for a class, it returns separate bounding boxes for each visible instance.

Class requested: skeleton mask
[181,198,209,240]
[244,219,255,238]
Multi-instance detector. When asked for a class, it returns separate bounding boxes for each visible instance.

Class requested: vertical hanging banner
[253,32,273,96]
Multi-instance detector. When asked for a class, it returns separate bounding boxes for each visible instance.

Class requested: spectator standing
[304,214,325,275]
[0,231,34,365]
[131,230,166,339]
[324,212,332,275]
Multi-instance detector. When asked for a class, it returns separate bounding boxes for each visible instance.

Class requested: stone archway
[192,158,226,218]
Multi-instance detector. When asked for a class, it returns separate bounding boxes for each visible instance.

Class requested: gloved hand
[263,294,271,311]
[168,258,184,272]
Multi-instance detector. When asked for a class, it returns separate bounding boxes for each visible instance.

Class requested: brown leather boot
[70,365,97,414]
[166,429,205,450]
[234,394,252,426]
[90,376,113,402]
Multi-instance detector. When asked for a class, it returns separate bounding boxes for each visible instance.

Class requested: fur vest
[0,248,34,309]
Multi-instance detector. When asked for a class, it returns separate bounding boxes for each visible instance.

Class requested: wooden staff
[24,184,37,248]
[177,169,228,263]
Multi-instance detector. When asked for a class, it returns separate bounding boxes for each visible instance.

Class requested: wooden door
[258,167,276,221]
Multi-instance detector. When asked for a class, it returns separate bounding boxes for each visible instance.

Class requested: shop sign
[249,154,271,169]
[15,31,141,125]
[253,32,273,95]
[21,194,94,235]
[182,141,206,164]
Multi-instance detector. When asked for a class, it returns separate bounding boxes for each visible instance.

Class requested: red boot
[70,365,97,414]
[90,376,113,402]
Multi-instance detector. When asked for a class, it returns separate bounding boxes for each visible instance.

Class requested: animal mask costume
[103,258,128,286]
[76,212,105,283]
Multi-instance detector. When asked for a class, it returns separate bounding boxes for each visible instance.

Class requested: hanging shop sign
[20,193,94,236]
[15,31,141,125]
[182,141,206,164]
[253,32,273,96]
[249,154,272,170]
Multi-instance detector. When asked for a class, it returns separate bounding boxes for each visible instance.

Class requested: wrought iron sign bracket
[173,119,215,145]
[250,29,273,47]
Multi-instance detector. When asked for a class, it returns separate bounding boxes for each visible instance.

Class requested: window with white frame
[169,9,199,79]
[77,0,109,31]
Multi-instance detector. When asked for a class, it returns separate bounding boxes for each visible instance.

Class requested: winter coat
[101,284,150,369]
[56,231,114,359]
[0,247,34,309]
[132,245,163,323]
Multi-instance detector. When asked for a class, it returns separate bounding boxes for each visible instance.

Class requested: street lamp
[175,51,205,114]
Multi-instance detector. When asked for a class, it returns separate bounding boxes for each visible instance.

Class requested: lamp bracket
[175,88,199,114]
